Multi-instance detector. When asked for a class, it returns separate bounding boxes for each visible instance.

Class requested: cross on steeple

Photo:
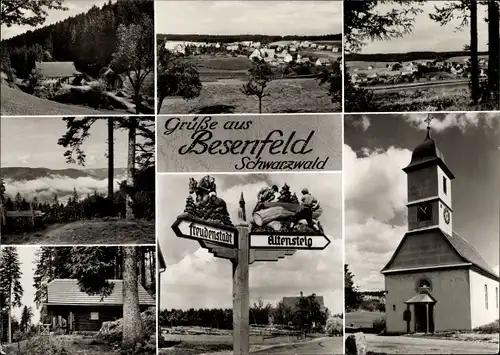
[424,114,434,139]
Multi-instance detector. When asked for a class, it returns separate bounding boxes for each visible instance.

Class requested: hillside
[346,50,489,63]
[83,168,128,180]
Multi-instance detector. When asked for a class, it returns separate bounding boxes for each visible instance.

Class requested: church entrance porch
[404,292,437,334]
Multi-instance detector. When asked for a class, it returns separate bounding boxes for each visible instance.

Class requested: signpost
[171,176,333,355]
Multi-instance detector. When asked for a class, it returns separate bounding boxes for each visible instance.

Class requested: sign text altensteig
[188,222,234,245]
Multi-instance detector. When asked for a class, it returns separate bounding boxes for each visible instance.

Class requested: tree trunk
[258,97,262,114]
[140,247,146,288]
[135,87,141,114]
[149,250,155,287]
[126,119,137,220]
[488,1,500,103]
[7,280,12,343]
[122,247,143,348]
[107,117,114,203]
[470,0,479,104]
[157,96,164,114]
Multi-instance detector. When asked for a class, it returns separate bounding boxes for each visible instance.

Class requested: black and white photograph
[344,0,500,112]
[0,117,155,245]
[0,0,154,116]
[156,0,342,115]
[157,173,343,355]
[157,114,343,173]
[0,245,156,355]
[344,113,499,354]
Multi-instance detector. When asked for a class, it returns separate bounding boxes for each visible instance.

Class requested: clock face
[443,208,450,224]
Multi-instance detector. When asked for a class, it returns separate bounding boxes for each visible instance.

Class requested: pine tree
[0,247,24,343]
[13,192,22,211]
[19,306,33,333]
[184,195,197,216]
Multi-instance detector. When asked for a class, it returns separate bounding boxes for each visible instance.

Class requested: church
[381,121,499,334]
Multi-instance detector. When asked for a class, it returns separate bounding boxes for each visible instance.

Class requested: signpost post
[171,176,333,355]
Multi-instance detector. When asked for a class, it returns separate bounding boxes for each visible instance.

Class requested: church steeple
[403,115,454,236]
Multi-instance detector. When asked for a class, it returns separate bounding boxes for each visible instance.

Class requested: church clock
[443,207,450,224]
[417,203,432,222]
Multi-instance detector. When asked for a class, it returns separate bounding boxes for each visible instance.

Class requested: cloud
[344,144,410,224]
[3,174,127,203]
[344,144,411,290]
[349,116,371,132]
[160,173,343,313]
[405,113,499,134]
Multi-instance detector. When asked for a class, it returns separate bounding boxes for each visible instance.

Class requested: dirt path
[1,218,155,245]
[365,333,499,354]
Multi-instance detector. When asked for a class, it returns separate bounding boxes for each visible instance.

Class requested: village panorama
[158,35,342,115]
[344,1,499,112]
[0,0,154,116]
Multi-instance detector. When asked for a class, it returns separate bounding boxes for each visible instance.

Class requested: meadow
[163,54,339,114]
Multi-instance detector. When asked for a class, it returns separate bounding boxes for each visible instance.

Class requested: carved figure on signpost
[184,176,233,226]
[251,183,324,233]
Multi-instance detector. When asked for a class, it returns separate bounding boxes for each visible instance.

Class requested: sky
[156,1,342,36]
[1,0,113,40]
[158,173,343,314]
[344,113,500,291]
[359,1,490,54]
[1,117,129,169]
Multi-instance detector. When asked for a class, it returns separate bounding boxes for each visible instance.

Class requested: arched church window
[416,278,432,293]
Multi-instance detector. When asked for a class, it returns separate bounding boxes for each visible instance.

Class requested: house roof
[381,228,499,281]
[35,62,81,78]
[46,279,155,306]
[158,243,166,270]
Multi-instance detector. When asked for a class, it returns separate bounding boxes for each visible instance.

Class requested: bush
[474,319,499,334]
[23,336,69,355]
[372,317,386,334]
[326,315,342,336]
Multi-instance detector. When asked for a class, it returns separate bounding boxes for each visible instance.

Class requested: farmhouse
[382,125,499,334]
[35,61,82,84]
[45,279,155,333]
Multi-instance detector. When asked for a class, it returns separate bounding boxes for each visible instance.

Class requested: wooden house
[35,61,82,84]
[45,279,155,333]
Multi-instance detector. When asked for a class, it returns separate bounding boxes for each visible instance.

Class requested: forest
[157,33,342,44]
[159,294,337,332]
[0,117,155,241]
[0,246,156,353]
[1,0,154,78]
[346,50,490,63]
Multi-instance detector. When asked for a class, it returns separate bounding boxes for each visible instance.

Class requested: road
[252,337,342,354]
[370,79,469,93]
[365,333,499,354]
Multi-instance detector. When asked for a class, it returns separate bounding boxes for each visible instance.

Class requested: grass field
[346,311,385,329]
[1,218,155,245]
[162,78,339,114]
[1,84,114,115]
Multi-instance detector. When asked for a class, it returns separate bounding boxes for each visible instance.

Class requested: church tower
[402,116,454,237]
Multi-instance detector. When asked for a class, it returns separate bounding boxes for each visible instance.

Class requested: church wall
[385,269,471,333]
[407,166,438,202]
[437,167,452,208]
[469,270,500,328]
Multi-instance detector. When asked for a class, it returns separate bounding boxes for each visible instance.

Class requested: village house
[226,44,239,52]
[382,127,499,334]
[281,292,326,328]
[35,61,83,85]
[45,279,155,333]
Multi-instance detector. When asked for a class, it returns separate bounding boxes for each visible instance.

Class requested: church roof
[381,227,499,281]
[403,129,455,179]
[445,231,498,278]
[404,292,436,304]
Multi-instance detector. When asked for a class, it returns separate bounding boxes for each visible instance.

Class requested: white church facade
[382,124,499,334]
